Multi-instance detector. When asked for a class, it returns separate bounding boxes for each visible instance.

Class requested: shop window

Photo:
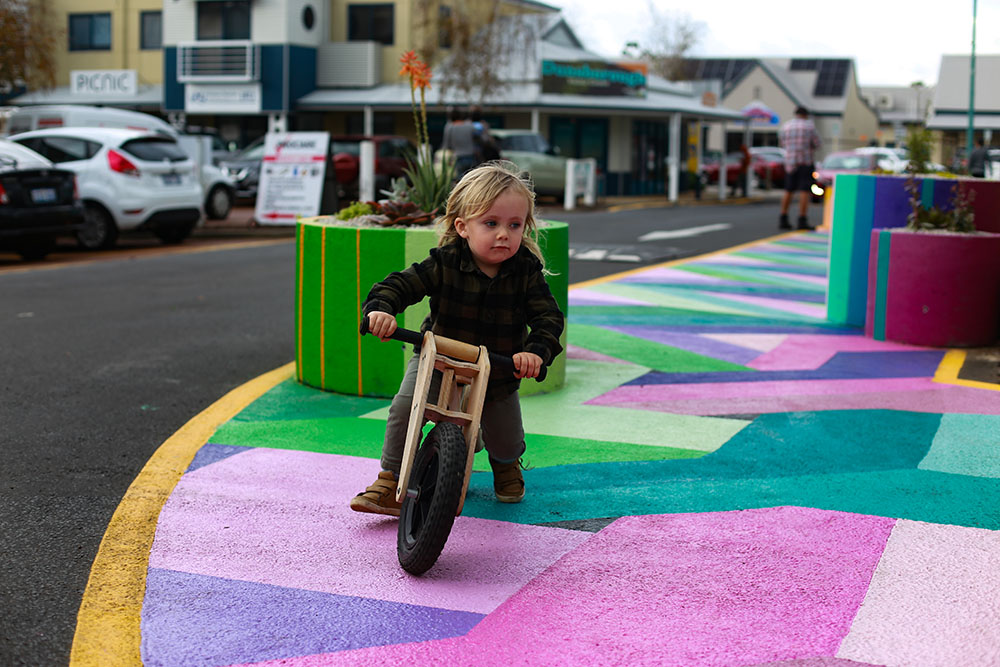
[348,4,393,45]
[141,11,162,50]
[197,1,251,41]
[69,13,111,51]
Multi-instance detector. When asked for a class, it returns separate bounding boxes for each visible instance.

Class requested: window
[790,59,818,71]
[19,136,100,163]
[122,138,188,162]
[438,5,453,49]
[197,1,251,40]
[140,11,162,50]
[348,4,394,45]
[69,13,111,51]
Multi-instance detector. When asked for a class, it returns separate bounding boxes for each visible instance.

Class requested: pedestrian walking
[350,161,564,516]
[779,106,822,230]
[969,139,988,178]
[441,107,479,178]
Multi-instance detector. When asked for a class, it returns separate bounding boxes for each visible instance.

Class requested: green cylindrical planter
[295,218,569,398]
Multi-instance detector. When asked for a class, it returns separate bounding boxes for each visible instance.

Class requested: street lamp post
[966,0,978,159]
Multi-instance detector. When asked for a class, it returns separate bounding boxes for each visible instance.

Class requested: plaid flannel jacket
[780,117,822,169]
[363,239,565,399]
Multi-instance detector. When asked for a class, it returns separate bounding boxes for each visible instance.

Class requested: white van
[6,105,178,137]
[7,105,234,219]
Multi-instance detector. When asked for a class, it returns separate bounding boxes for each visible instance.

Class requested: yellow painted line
[356,228,363,396]
[933,349,1000,392]
[296,227,305,383]
[69,361,296,666]
[320,226,327,387]
[569,230,806,291]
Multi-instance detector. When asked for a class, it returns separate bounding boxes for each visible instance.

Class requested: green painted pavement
[919,414,1000,479]
[568,324,753,372]
[232,379,389,422]
[730,250,829,268]
[681,264,825,285]
[584,282,757,316]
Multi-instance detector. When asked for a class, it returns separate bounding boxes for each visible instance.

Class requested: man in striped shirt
[779,106,822,230]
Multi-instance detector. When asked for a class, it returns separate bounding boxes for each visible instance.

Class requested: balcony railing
[177,41,260,83]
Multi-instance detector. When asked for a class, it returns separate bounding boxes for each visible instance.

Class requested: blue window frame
[69,13,112,51]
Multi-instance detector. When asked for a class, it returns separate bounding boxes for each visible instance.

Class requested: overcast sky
[557,0,999,88]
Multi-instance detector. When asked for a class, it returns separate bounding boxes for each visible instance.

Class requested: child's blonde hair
[436,160,544,265]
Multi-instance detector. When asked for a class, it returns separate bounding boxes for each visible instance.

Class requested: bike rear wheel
[397,422,466,575]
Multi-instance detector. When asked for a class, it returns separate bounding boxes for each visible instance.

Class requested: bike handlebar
[359,317,547,382]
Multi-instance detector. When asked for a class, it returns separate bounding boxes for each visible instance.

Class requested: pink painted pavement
[149,448,590,614]
[232,507,895,667]
[747,334,927,370]
[699,290,828,319]
[837,520,1000,665]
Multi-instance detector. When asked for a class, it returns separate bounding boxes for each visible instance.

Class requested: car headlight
[811,183,825,196]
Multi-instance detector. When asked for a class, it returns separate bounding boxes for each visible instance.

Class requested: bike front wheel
[397,422,467,575]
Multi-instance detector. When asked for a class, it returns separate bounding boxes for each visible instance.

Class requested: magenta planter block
[866,229,1000,347]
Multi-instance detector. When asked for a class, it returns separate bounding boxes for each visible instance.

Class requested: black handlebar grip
[360,319,548,383]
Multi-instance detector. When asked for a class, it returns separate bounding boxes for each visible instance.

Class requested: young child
[350,161,564,515]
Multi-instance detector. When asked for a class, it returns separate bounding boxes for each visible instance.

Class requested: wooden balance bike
[360,320,545,575]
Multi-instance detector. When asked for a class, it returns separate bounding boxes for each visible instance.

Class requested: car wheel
[205,184,233,220]
[77,203,118,250]
[154,221,196,245]
[16,234,57,261]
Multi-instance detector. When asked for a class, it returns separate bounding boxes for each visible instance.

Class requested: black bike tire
[397,422,467,575]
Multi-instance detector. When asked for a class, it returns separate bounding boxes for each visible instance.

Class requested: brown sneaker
[490,457,525,503]
[349,471,401,516]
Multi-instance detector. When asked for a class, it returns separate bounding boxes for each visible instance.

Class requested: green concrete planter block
[295,218,569,398]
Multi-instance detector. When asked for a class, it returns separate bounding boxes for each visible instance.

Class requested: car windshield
[822,154,869,170]
[497,134,548,153]
[331,141,360,156]
[122,138,188,162]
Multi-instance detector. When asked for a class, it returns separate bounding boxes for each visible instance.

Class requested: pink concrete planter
[866,229,1000,347]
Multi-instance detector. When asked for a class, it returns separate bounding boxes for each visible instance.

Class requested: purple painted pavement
[591,382,1000,416]
[234,507,894,667]
[148,448,590,615]
[567,288,656,307]
[565,343,630,364]
[615,266,734,285]
[759,269,829,286]
[141,568,482,666]
[606,326,763,365]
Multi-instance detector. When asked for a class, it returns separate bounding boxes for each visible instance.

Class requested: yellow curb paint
[356,227,363,396]
[297,228,305,382]
[933,349,1000,392]
[569,231,806,291]
[69,361,296,666]
[320,226,327,388]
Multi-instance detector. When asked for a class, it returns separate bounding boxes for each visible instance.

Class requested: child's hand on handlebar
[512,352,543,379]
[367,311,398,341]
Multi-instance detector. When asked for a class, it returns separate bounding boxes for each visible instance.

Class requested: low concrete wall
[866,229,1000,347]
[294,219,569,398]
[826,174,1000,327]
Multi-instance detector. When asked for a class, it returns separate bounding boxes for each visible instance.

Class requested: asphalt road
[0,197,790,663]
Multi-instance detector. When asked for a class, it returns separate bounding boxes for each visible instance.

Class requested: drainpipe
[364,106,373,136]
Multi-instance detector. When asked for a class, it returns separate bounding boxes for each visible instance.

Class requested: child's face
[455,189,528,277]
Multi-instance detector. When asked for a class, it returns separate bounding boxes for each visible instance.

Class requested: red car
[812,151,877,197]
[701,148,786,189]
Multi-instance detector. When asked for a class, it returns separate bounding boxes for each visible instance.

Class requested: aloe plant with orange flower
[398,50,455,216]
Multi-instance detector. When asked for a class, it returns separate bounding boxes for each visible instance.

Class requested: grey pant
[380,353,526,474]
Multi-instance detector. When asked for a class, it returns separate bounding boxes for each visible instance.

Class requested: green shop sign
[541,60,647,97]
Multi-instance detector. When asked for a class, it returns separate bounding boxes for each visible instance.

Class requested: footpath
[72,229,1000,666]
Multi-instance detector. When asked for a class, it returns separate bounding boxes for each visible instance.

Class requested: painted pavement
[136,232,1000,665]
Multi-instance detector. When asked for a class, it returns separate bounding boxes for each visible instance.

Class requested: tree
[0,0,60,96]
[621,3,705,81]
[411,0,536,104]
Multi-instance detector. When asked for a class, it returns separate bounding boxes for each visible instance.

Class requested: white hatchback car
[10,127,203,249]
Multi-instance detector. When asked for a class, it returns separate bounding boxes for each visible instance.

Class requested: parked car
[10,127,203,248]
[488,129,568,198]
[811,151,878,197]
[219,136,266,203]
[0,139,84,260]
[328,135,417,200]
[749,147,786,188]
[853,146,909,173]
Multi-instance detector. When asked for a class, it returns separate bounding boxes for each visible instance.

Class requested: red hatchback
[330,135,417,199]
[702,148,786,189]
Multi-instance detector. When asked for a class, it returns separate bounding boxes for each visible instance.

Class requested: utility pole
[966,0,978,159]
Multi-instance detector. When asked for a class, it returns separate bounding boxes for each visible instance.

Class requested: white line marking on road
[639,223,732,241]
